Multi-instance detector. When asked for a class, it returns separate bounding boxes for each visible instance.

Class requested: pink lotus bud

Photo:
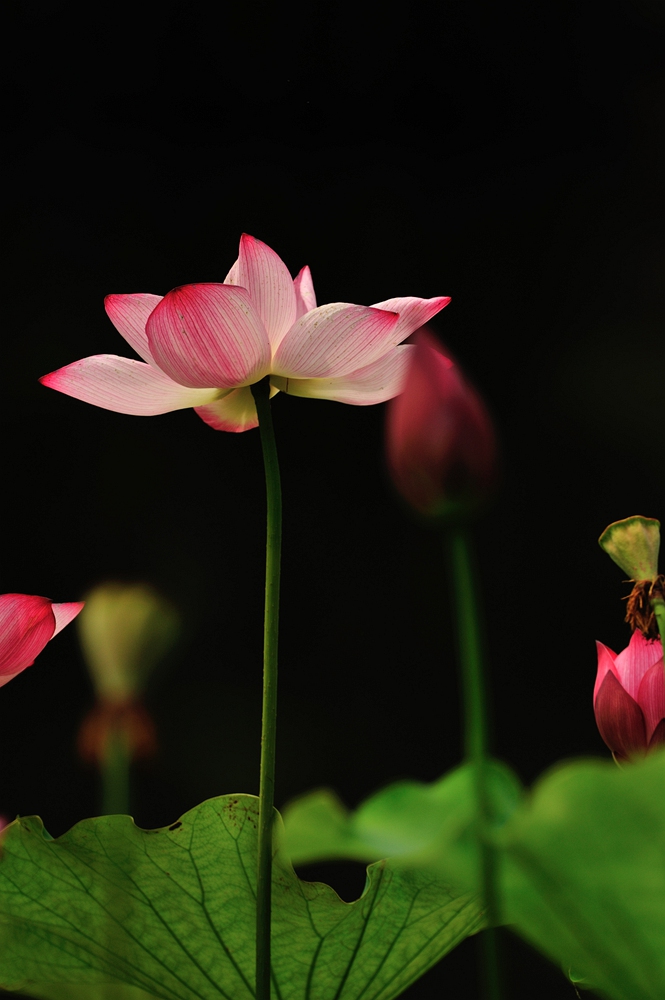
[385,329,497,520]
[594,630,665,761]
[0,594,84,687]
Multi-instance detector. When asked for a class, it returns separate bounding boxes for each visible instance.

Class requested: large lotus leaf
[285,752,665,1000]
[0,794,482,1000]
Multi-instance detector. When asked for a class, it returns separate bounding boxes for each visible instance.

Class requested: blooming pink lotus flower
[385,328,496,519]
[40,235,450,433]
[594,630,665,761]
[0,594,84,688]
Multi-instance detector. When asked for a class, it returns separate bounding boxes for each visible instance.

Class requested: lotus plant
[40,234,450,432]
[594,630,665,762]
[0,593,84,687]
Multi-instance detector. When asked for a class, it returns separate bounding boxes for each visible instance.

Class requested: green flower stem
[101,728,130,816]
[652,596,665,650]
[251,377,282,1000]
[445,527,502,1000]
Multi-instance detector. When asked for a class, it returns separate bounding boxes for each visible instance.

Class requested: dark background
[3,0,665,995]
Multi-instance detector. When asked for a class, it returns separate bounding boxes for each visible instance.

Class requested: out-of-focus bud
[385,328,497,521]
[77,583,178,764]
[599,517,665,639]
[78,582,178,703]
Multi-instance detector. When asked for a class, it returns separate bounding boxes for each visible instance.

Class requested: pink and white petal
[224,258,240,285]
[146,284,271,389]
[51,601,85,637]
[594,640,619,703]
[636,659,665,742]
[0,595,56,676]
[195,386,261,433]
[40,356,220,415]
[370,296,451,341]
[272,303,400,379]
[236,234,297,349]
[272,344,414,405]
[614,631,663,700]
[293,266,317,321]
[104,293,163,365]
[594,670,647,760]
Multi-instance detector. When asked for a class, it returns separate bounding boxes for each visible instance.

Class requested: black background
[3,0,665,996]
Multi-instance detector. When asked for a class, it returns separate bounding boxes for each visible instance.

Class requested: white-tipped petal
[293,266,317,320]
[40,356,220,415]
[272,345,414,405]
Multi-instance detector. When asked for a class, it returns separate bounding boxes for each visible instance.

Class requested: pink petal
[293,266,317,321]
[236,235,297,348]
[370,296,451,340]
[40,356,220,415]
[594,640,619,703]
[648,719,665,751]
[104,293,163,365]
[636,660,665,742]
[594,670,647,760]
[51,601,85,637]
[272,303,401,379]
[0,595,56,677]
[614,630,663,699]
[224,258,240,285]
[271,344,414,405]
[195,385,279,433]
[146,284,271,389]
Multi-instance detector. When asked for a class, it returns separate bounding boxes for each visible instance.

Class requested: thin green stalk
[251,377,282,1000]
[445,527,502,1000]
[101,728,130,815]
[651,595,665,648]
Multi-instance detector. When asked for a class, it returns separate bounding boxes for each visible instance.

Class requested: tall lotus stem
[446,527,502,1000]
[251,376,282,1000]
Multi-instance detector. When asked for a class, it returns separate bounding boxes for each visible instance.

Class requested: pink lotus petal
[370,295,451,341]
[272,303,401,380]
[648,718,665,751]
[40,356,220,415]
[235,235,297,348]
[195,385,278,433]
[272,344,414,405]
[224,258,240,285]
[614,630,662,700]
[636,659,665,742]
[0,595,56,676]
[293,266,317,321]
[594,670,647,760]
[51,601,85,637]
[594,640,619,703]
[104,293,163,365]
[146,284,272,389]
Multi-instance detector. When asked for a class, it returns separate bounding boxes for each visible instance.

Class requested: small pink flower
[0,594,84,687]
[385,328,496,519]
[40,235,450,433]
[594,630,665,761]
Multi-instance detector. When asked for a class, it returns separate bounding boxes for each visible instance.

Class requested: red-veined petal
[636,659,665,742]
[0,595,56,677]
[293,265,317,321]
[370,295,451,340]
[594,670,647,760]
[272,344,413,405]
[236,234,297,348]
[40,356,220,415]
[104,293,163,365]
[272,303,400,379]
[614,630,663,700]
[146,284,271,389]
[594,640,619,703]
